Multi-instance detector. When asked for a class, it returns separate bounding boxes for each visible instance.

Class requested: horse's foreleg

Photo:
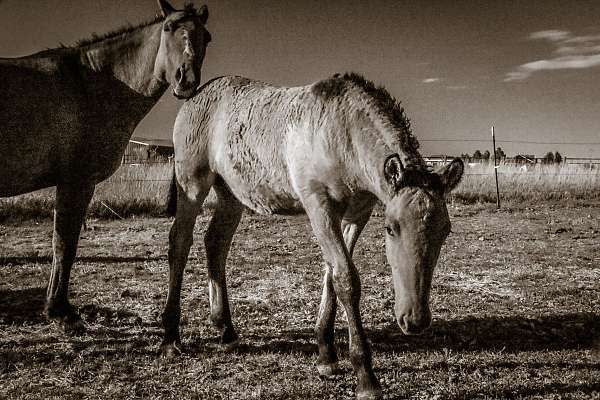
[205,183,243,348]
[161,193,201,357]
[316,197,375,376]
[45,182,95,333]
[304,193,381,400]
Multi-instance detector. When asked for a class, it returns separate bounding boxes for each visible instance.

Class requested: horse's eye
[385,226,394,236]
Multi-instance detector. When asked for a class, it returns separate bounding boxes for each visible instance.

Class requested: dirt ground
[1,203,599,399]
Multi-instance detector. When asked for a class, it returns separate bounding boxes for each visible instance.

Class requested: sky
[1,0,599,158]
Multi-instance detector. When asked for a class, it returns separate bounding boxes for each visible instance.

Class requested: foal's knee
[331,265,361,303]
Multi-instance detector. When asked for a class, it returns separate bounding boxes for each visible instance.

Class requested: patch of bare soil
[1,204,599,399]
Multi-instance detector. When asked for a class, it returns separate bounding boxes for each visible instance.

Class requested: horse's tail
[166,164,177,217]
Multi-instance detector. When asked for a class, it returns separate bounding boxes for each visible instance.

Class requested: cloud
[529,30,571,42]
[505,30,600,81]
[422,78,441,83]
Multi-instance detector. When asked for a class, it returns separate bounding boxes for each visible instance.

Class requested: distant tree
[482,150,491,161]
[554,151,563,164]
[495,147,506,160]
[473,150,482,160]
[460,153,471,162]
[544,151,555,164]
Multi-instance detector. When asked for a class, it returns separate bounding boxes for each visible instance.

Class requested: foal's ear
[158,0,176,17]
[198,4,209,24]
[436,158,464,194]
[384,153,404,191]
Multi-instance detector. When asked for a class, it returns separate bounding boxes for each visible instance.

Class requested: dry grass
[0,163,173,222]
[1,162,599,222]
[453,162,600,204]
[1,204,599,399]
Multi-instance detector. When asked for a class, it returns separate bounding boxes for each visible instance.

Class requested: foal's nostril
[398,312,431,335]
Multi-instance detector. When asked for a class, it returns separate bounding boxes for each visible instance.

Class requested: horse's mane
[69,3,199,49]
[312,73,421,158]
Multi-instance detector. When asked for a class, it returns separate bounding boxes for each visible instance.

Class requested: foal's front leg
[45,182,95,333]
[316,198,374,376]
[303,193,382,400]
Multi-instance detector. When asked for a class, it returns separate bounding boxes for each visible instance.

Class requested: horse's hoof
[221,339,239,352]
[47,309,85,335]
[62,318,86,335]
[317,362,340,376]
[356,388,383,400]
[160,342,182,359]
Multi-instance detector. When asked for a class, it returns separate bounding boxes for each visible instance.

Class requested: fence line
[420,139,600,145]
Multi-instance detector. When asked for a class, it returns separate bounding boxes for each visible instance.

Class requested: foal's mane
[312,73,421,158]
[67,3,199,49]
[395,165,443,194]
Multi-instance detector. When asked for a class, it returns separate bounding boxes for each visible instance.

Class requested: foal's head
[383,155,463,335]
[155,0,211,99]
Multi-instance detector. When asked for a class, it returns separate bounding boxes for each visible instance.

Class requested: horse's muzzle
[172,65,200,99]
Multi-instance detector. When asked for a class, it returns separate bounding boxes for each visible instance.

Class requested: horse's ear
[384,154,404,191]
[436,158,464,194]
[158,0,176,17]
[198,4,209,24]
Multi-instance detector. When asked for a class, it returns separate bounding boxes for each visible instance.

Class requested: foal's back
[175,76,344,215]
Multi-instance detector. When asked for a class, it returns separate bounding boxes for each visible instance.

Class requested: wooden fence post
[492,126,501,209]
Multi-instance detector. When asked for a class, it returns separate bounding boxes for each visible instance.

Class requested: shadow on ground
[0,255,165,266]
[185,312,600,356]
[0,287,155,327]
[0,287,46,324]
[2,287,598,359]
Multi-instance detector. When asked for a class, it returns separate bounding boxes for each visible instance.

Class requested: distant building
[122,137,174,164]
[424,155,456,167]
[513,154,536,164]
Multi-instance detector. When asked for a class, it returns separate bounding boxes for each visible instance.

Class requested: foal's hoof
[356,388,383,400]
[160,342,182,359]
[317,362,340,376]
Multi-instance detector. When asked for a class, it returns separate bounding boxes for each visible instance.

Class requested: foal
[162,74,464,399]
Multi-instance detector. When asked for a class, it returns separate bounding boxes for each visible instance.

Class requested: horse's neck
[345,124,406,204]
[79,23,167,100]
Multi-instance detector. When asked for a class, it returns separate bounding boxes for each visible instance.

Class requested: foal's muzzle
[396,308,432,336]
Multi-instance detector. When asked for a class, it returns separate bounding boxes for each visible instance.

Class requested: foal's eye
[385,226,394,236]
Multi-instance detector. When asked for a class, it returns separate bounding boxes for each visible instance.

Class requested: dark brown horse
[162,74,464,399]
[0,0,211,332]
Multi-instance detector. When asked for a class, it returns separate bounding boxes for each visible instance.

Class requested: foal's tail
[166,164,177,217]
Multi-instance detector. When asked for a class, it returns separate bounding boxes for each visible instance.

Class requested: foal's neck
[79,23,167,99]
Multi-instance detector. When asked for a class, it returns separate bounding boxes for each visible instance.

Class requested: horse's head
[155,0,211,99]
[383,155,463,335]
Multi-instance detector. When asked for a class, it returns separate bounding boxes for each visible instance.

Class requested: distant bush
[1,162,599,222]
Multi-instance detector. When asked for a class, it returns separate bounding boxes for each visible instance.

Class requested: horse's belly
[0,122,58,197]
[226,174,303,215]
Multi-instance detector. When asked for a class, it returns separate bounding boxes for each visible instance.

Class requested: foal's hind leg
[161,184,207,357]
[45,182,95,333]
[205,181,244,348]
[316,195,375,376]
